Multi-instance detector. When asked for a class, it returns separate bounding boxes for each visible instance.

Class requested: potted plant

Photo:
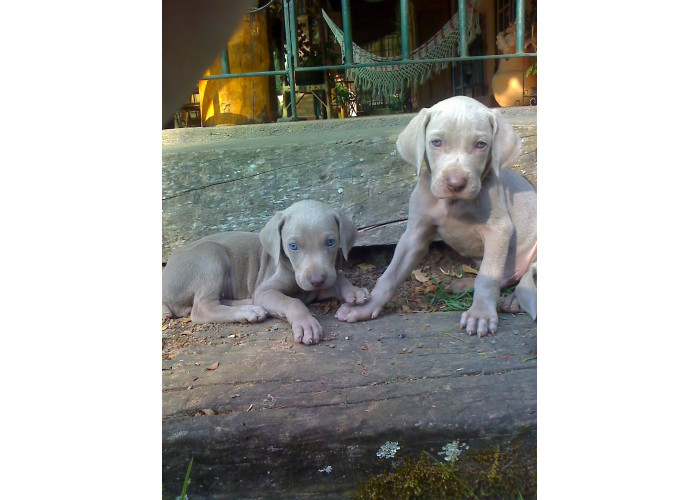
[332,81,351,117]
[491,16,537,106]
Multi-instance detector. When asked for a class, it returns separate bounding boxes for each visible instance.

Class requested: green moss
[351,440,536,500]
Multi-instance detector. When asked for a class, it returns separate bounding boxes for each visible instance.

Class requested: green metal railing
[200,0,536,120]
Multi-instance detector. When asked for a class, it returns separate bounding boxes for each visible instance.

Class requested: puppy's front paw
[291,315,323,345]
[459,302,498,337]
[342,286,371,306]
[239,305,268,323]
[335,302,381,323]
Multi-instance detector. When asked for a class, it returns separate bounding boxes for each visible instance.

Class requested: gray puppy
[336,96,536,336]
[163,200,370,344]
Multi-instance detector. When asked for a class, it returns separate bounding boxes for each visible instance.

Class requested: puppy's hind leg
[499,262,537,320]
[181,241,268,324]
[191,299,268,324]
[162,303,174,321]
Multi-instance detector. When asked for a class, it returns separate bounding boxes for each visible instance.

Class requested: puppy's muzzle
[307,272,327,288]
[446,173,467,193]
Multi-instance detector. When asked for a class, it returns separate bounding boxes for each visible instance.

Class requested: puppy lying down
[162,200,370,345]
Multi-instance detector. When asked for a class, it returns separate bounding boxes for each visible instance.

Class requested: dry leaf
[424,283,438,293]
[461,264,479,275]
[401,305,412,313]
[411,268,431,283]
[181,317,192,324]
[200,408,214,416]
[206,362,219,370]
[357,263,376,270]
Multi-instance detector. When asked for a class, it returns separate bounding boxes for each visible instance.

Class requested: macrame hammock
[322,1,481,97]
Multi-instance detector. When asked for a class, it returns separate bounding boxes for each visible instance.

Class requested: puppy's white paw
[343,286,371,305]
[335,302,381,323]
[459,302,498,337]
[238,305,268,323]
[291,315,323,345]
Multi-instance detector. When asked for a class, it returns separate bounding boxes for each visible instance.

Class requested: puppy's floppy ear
[259,209,286,265]
[332,207,357,261]
[487,109,521,175]
[396,107,432,175]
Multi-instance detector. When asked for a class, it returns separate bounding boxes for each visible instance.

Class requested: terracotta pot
[491,56,537,107]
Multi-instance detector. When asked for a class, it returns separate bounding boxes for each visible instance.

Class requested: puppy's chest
[434,205,485,258]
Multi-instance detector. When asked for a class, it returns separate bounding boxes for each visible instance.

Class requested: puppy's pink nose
[446,174,467,192]
[308,273,326,287]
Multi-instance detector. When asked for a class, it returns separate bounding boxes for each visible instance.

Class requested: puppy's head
[259,200,357,292]
[396,96,521,200]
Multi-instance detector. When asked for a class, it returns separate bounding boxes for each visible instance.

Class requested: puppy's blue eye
[289,242,298,251]
[326,238,336,247]
[476,141,487,149]
[431,139,442,147]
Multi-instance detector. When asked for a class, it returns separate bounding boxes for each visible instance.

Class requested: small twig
[443,332,469,344]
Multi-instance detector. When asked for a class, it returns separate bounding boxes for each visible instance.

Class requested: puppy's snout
[308,273,327,288]
[446,173,467,193]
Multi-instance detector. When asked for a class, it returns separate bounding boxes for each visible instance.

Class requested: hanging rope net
[322,2,481,97]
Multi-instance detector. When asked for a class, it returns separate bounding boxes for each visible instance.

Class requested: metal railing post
[341,0,353,65]
[458,0,468,57]
[221,48,230,75]
[400,0,409,60]
[283,0,298,120]
[515,0,525,53]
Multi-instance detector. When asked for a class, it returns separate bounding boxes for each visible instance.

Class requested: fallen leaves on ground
[411,268,431,283]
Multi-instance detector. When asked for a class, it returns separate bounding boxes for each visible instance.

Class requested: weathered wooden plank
[162,111,536,262]
[162,311,537,498]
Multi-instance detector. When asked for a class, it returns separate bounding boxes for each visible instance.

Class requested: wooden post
[199,11,278,126]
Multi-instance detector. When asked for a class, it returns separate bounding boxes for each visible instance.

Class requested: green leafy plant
[334,82,351,106]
